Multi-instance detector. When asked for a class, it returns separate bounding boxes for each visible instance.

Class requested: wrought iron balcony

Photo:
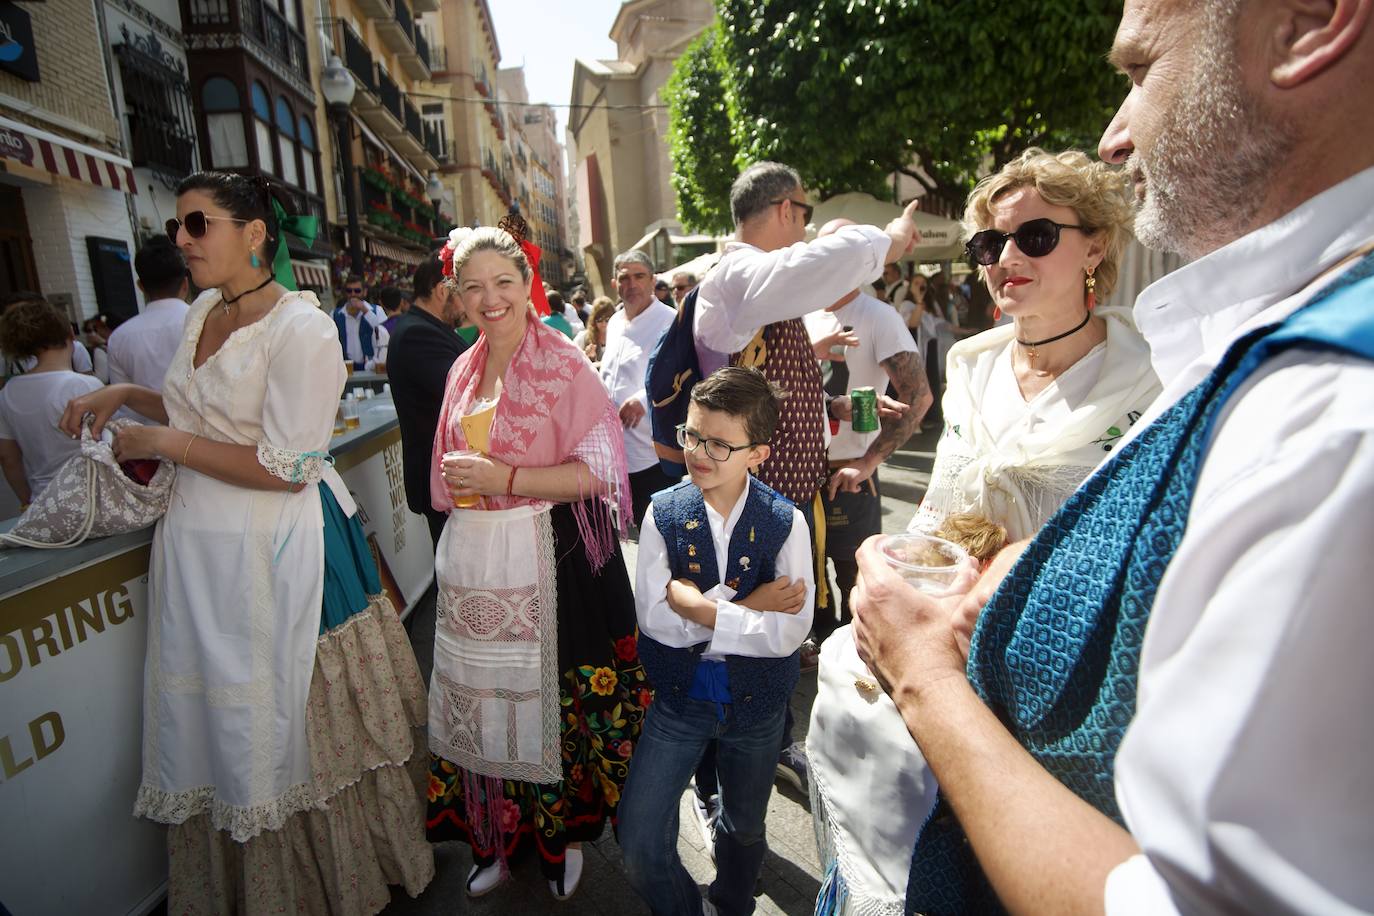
[377,69,403,125]
[338,21,376,95]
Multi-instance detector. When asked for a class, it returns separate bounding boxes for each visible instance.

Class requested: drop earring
[1085,267,1097,311]
[250,251,261,269]
[993,305,1001,321]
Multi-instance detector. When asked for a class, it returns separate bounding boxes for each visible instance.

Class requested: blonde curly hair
[962,148,1134,300]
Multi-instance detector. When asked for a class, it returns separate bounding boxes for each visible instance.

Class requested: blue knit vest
[638,476,800,729]
[906,253,1374,915]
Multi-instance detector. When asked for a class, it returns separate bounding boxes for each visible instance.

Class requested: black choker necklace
[220,274,274,313]
[1016,311,1092,363]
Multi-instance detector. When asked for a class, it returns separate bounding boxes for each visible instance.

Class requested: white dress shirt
[1102,165,1374,915]
[597,299,676,472]
[694,226,891,354]
[335,303,387,369]
[105,297,190,390]
[635,484,814,659]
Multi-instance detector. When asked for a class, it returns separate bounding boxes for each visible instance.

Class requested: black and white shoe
[549,846,584,901]
[465,862,507,898]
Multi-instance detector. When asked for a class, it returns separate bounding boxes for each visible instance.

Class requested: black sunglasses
[770,197,815,224]
[166,211,250,242]
[965,218,1088,266]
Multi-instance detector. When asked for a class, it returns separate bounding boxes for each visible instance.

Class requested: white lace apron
[429,503,561,783]
[808,625,937,916]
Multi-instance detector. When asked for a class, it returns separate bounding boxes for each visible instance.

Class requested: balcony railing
[403,99,423,143]
[394,0,413,43]
[378,69,402,124]
[427,43,448,72]
[230,0,308,79]
[424,123,443,161]
[414,30,431,73]
[340,22,376,94]
[185,0,231,27]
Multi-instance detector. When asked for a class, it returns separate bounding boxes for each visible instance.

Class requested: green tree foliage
[663,24,740,235]
[668,0,1126,223]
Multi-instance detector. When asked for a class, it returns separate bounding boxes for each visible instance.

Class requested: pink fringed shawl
[430,313,631,567]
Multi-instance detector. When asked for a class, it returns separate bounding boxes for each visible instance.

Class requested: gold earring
[1085,267,1097,310]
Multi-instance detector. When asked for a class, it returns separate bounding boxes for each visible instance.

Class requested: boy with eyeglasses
[620,366,813,916]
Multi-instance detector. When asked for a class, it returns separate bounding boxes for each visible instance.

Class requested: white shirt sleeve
[634,504,715,648]
[707,505,814,658]
[105,333,131,385]
[870,301,919,366]
[71,340,93,374]
[1103,855,1180,916]
[1112,353,1374,915]
[695,226,891,354]
[256,307,347,484]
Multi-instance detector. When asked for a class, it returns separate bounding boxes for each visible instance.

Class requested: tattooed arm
[827,350,933,498]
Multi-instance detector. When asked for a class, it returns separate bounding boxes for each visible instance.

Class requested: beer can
[850,387,879,433]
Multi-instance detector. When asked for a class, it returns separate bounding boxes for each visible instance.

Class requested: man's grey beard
[1131,5,1292,259]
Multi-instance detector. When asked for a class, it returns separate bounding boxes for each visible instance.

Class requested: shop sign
[0,3,39,83]
[0,125,34,166]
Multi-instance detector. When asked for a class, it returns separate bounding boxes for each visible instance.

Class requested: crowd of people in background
[2,0,1372,913]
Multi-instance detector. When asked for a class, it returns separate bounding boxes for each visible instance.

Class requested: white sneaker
[549,845,584,901]
[689,790,719,863]
[465,862,507,898]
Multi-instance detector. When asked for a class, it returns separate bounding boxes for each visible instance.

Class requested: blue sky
[486,0,625,139]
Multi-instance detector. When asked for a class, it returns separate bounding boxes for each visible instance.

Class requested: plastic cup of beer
[878,533,968,594]
[341,396,361,429]
[444,448,482,508]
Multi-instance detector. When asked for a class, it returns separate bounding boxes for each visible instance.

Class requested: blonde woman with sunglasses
[906,148,1163,542]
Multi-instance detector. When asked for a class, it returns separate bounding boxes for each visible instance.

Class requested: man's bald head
[816,218,857,238]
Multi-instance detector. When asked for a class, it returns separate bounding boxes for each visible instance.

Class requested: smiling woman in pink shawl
[422,222,647,903]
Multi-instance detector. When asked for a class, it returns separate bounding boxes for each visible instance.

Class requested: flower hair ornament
[497,212,551,317]
[436,219,549,316]
[438,226,474,279]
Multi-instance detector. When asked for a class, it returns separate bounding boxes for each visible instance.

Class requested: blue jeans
[620,695,786,916]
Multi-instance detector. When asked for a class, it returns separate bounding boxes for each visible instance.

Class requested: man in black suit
[387,252,469,546]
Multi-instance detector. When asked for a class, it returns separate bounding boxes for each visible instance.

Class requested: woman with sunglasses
[806,149,1160,916]
[572,295,616,364]
[905,147,1162,541]
[60,171,434,912]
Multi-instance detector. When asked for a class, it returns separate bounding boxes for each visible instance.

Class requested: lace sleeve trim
[256,441,334,485]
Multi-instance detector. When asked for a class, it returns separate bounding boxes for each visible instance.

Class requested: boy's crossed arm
[666,576,808,629]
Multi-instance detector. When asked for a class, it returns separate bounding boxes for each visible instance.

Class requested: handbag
[0,418,176,549]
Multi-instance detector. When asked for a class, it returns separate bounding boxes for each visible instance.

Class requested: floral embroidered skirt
[426,501,648,878]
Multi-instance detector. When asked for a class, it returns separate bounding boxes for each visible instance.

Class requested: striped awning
[365,237,426,266]
[292,259,331,289]
[0,114,137,195]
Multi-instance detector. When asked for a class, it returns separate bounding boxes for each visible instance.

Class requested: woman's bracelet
[181,433,198,466]
[505,465,517,497]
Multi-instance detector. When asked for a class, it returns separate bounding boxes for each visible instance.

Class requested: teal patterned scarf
[907,251,1374,915]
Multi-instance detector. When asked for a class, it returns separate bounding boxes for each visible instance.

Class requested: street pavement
[385,427,940,915]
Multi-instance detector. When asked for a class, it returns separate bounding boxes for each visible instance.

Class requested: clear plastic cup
[878,533,968,593]
[443,448,482,508]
